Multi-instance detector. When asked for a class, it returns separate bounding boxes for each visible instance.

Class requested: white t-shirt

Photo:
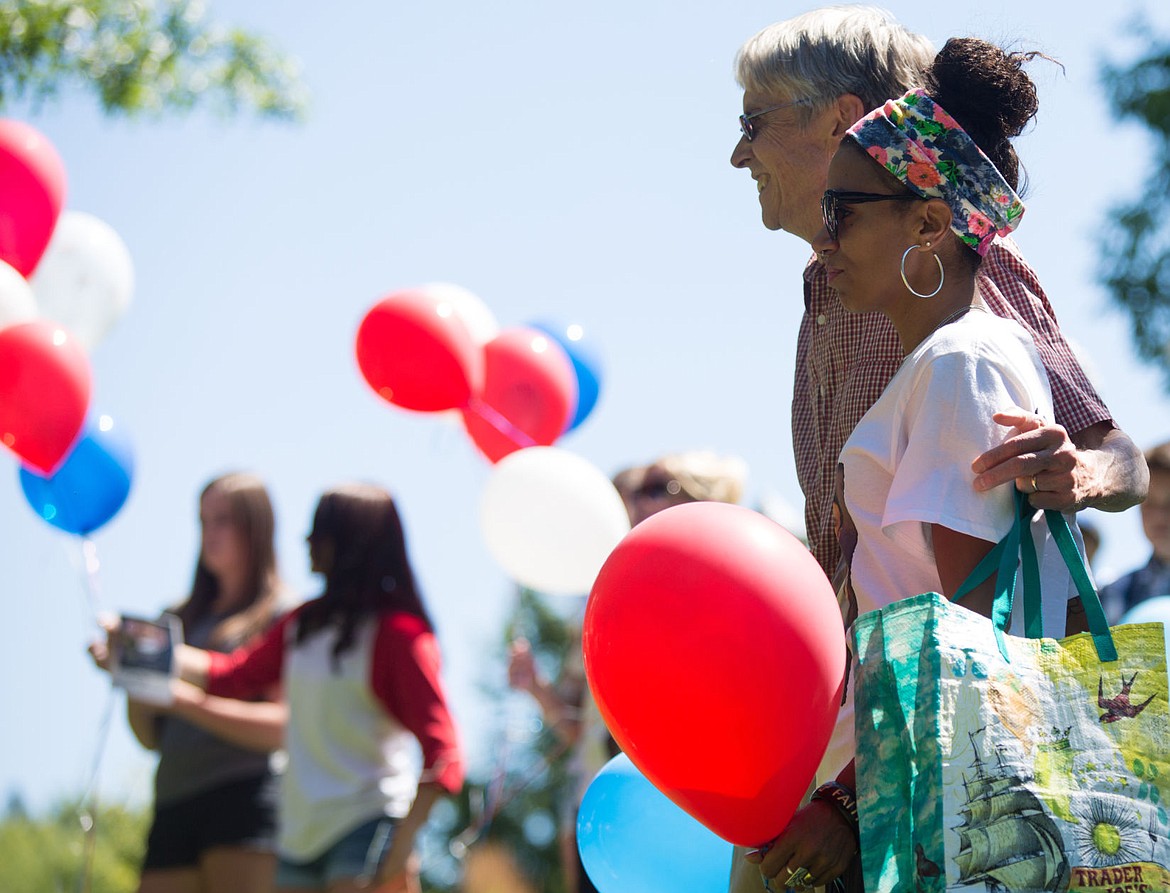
[819,308,1083,781]
[281,620,419,860]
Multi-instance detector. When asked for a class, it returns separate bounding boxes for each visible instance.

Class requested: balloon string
[78,537,106,627]
[74,535,115,893]
[484,719,512,826]
[445,727,572,863]
[76,686,116,893]
[465,397,537,449]
[444,587,570,867]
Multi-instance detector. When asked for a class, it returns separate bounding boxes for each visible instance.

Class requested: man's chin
[761,209,795,234]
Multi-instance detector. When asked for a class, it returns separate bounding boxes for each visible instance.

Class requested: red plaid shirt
[793,236,1113,577]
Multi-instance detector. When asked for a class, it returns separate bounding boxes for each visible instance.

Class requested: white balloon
[30,210,134,349]
[0,260,36,328]
[481,446,631,596]
[422,281,498,346]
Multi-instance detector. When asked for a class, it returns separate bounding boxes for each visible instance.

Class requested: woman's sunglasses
[820,189,921,241]
[632,478,682,501]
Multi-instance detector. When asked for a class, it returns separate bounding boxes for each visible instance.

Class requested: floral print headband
[845,89,1025,256]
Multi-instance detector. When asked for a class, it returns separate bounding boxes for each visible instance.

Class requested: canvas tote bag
[852,492,1170,893]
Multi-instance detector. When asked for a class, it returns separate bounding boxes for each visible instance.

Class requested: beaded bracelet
[811,781,859,832]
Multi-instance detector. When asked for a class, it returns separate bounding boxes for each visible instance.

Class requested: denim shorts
[276,816,398,888]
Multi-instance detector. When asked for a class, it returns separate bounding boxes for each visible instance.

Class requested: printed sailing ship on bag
[953,729,1070,892]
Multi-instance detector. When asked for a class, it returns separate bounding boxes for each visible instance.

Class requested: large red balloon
[0,120,67,277]
[355,288,483,412]
[583,502,845,847]
[0,321,91,474]
[461,327,576,463]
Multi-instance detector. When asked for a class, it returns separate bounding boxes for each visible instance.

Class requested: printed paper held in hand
[111,614,181,706]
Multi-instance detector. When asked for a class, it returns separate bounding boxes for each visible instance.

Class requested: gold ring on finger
[786,867,814,888]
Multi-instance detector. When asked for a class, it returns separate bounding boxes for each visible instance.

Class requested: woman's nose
[811,222,836,257]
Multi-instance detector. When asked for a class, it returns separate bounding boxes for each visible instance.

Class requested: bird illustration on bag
[1097,671,1157,723]
[914,842,941,892]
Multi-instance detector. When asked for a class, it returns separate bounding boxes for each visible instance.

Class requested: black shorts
[143,773,278,870]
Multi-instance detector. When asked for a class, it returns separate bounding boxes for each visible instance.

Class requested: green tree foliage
[1101,30,1170,388]
[0,0,306,118]
[0,797,148,893]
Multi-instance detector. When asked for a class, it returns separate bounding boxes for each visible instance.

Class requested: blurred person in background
[1101,440,1170,622]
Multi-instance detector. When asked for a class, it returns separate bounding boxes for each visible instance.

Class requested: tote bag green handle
[951,489,1117,663]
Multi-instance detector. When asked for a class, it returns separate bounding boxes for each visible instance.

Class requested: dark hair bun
[922,37,1046,191]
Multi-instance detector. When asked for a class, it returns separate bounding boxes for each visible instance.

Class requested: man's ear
[831,94,869,136]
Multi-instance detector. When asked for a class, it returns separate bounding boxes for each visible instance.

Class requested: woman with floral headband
[746,38,1098,892]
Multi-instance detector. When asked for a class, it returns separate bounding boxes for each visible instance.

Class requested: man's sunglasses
[820,189,921,241]
[738,98,812,141]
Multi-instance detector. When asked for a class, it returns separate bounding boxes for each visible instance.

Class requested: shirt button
[816,314,827,325]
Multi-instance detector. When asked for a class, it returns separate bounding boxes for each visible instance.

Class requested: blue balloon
[1120,595,1170,655]
[19,413,135,535]
[529,319,603,432]
[577,753,733,893]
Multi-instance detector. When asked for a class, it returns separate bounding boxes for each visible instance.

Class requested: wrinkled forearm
[1073,423,1148,512]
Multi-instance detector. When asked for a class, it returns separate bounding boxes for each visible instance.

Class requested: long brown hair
[173,472,284,649]
[297,483,433,667]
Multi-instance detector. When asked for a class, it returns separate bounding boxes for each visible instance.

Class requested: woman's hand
[87,639,111,672]
[86,614,121,672]
[746,800,858,889]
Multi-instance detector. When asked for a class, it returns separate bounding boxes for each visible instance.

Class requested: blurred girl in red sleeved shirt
[170,483,464,893]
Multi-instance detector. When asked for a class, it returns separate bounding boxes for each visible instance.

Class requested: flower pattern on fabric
[846,89,1025,256]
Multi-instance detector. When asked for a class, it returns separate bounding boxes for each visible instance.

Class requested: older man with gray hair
[725,6,1147,892]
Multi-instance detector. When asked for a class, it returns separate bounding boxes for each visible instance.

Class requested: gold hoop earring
[900,244,945,299]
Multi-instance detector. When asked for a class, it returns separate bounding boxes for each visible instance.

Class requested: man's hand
[972,411,1146,513]
[972,410,1084,510]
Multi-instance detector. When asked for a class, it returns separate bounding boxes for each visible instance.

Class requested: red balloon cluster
[0,119,67,277]
[583,502,846,847]
[355,287,582,462]
[0,120,93,475]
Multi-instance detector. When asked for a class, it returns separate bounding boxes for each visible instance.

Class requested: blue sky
[3,0,1170,813]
